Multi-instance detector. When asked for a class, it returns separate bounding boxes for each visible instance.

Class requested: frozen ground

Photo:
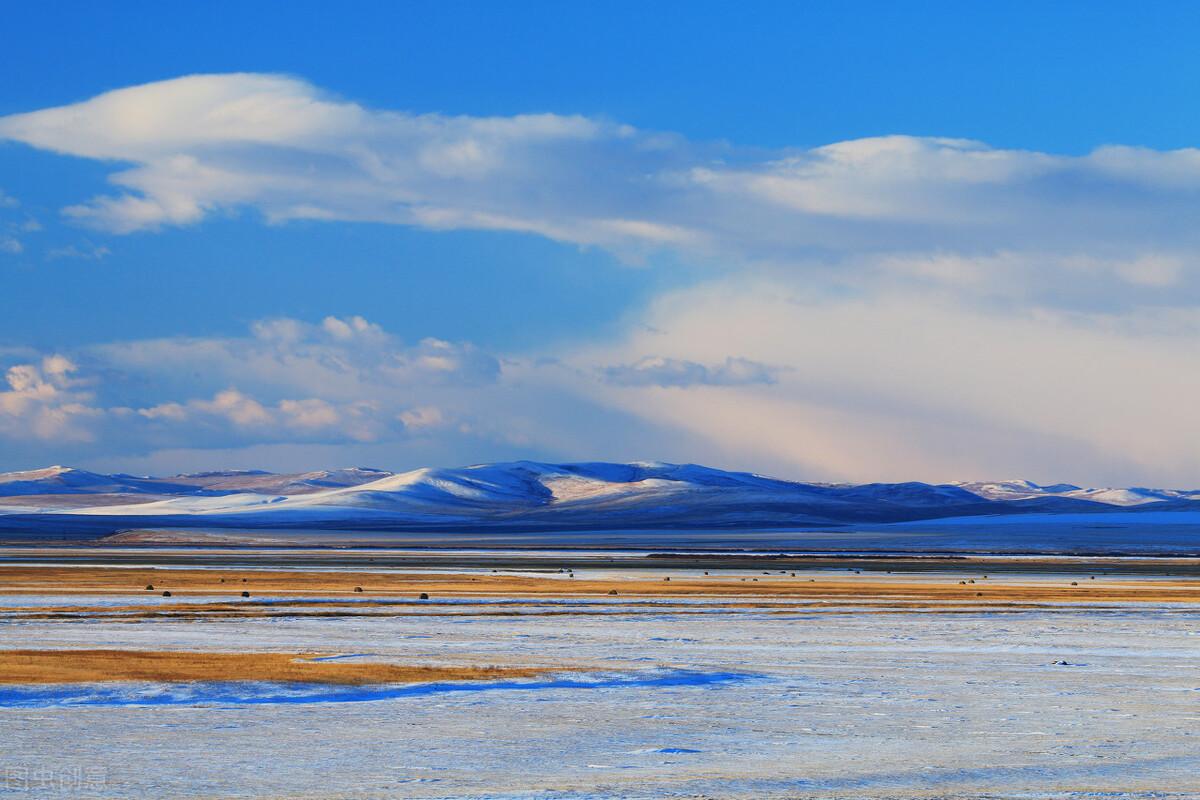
[2,591,1199,798]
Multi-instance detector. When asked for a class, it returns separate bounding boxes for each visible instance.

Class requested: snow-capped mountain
[163,467,394,495]
[952,480,1200,507]
[0,466,196,496]
[2,461,1199,538]
[0,465,392,499]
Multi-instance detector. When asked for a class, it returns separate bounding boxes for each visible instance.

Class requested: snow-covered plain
[2,587,1198,798]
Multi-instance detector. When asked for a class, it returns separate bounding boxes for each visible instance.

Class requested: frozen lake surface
[2,594,1199,798]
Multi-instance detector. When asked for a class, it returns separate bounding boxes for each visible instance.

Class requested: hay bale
[241,591,250,598]
[419,592,429,600]
[161,591,171,597]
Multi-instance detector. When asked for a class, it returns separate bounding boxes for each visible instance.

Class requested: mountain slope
[0,466,194,496]
[3,460,1192,535]
[164,468,394,495]
[952,480,1200,506]
[2,461,1199,541]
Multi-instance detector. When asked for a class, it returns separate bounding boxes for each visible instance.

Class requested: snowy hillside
[2,460,1199,538]
[952,480,1200,507]
[0,466,196,496]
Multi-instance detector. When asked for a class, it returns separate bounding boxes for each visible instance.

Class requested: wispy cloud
[46,243,111,261]
[0,189,31,256]
[601,356,777,387]
[4,74,1200,312]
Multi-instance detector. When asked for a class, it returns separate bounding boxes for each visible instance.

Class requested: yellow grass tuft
[0,649,554,686]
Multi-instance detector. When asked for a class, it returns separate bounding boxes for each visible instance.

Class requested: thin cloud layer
[5,74,1200,310]
[601,356,778,387]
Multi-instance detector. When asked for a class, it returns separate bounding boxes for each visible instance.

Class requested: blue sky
[3,1,1200,484]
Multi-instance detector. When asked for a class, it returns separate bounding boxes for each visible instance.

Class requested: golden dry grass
[0,649,552,685]
[0,565,1198,604]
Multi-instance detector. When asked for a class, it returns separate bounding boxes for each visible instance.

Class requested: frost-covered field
[2,591,1199,798]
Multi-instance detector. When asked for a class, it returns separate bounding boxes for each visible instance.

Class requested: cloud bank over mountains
[4,73,1200,484]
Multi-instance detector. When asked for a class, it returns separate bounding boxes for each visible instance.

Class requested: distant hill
[3,461,1199,545]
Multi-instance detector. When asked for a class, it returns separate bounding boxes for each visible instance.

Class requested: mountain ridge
[1,461,1197,538]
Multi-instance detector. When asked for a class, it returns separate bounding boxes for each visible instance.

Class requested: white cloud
[137,402,187,422]
[97,315,500,403]
[321,314,383,342]
[0,316,511,459]
[278,397,339,429]
[398,406,446,430]
[0,356,101,442]
[137,390,386,444]
[5,74,1200,310]
[196,389,272,427]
